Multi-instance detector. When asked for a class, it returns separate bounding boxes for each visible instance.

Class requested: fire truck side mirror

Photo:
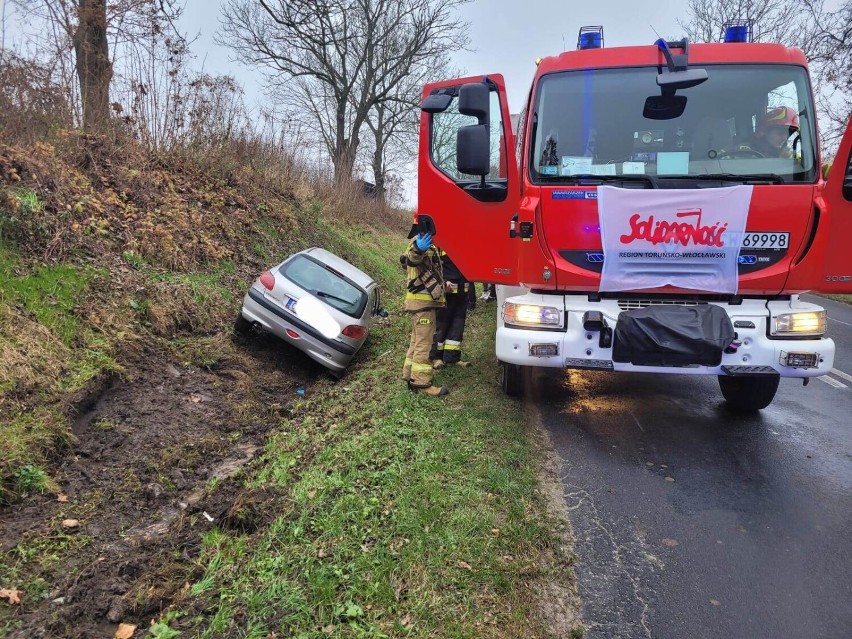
[458,83,490,125]
[421,92,452,113]
[457,124,491,176]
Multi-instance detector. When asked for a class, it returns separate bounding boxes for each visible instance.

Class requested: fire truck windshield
[530,64,817,184]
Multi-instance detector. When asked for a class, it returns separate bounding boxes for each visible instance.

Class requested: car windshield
[530,64,817,184]
[280,255,367,318]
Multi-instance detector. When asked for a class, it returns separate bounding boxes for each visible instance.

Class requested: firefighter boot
[409,382,449,396]
[455,361,472,368]
[432,359,445,370]
[420,385,449,396]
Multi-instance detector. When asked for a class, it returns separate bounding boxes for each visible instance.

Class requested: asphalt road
[535,294,852,639]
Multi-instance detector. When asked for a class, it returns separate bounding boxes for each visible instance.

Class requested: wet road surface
[536,295,852,638]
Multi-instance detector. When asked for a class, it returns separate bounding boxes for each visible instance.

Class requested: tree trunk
[73,0,112,132]
[371,127,386,203]
[334,137,359,183]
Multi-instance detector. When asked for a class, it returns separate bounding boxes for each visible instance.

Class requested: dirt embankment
[1,330,333,637]
[0,136,406,636]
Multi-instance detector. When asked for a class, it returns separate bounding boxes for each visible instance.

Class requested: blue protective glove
[414,233,433,252]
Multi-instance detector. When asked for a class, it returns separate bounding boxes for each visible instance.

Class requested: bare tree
[679,0,851,148]
[73,0,111,130]
[12,0,184,132]
[799,0,852,147]
[218,0,471,182]
[679,0,804,45]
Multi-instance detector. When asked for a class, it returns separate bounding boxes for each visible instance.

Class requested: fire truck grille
[617,299,701,311]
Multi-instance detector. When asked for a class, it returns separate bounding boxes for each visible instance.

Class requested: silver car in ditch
[235,247,384,378]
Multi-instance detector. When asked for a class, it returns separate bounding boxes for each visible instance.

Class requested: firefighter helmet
[756,106,799,137]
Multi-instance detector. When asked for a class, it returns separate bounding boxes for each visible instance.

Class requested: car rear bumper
[241,288,354,372]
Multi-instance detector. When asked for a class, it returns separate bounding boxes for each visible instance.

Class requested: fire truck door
[418,74,520,284]
[820,116,852,292]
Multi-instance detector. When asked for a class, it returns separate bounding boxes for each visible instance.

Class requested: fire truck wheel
[499,361,525,397]
[234,312,252,335]
[717,375,780,412]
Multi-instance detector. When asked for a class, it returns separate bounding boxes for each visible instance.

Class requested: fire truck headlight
[503,302,561,328]
[771,311,826,337]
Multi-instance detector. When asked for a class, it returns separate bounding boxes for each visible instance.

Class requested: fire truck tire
[499,361,525,397]
[717,375,780,412]
[234,312,252,334]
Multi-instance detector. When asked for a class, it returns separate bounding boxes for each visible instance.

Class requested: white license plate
[741,232,789,249]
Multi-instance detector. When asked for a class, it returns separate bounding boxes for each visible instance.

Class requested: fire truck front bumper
[496,296,835,378]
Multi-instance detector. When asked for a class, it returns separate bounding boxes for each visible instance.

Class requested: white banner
[598,185,753,293]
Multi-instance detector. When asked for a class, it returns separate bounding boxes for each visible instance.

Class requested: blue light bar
[722,20,751,43]
[578,26,604,50]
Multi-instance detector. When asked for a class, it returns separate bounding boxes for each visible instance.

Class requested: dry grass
[0,303,70,395]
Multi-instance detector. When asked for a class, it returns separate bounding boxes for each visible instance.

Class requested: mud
[0,330,327,638]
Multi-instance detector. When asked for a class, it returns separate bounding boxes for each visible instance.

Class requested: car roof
[299,247,375,289]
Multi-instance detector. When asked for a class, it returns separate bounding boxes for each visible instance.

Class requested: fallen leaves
[61,519,80,530]
[0,589,22,605]
[115,623,137,638]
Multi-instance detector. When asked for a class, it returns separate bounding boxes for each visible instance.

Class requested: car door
[418,74,520,284]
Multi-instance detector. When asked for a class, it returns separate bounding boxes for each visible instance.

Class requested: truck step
[721,365,779,377]
[565,358,614,370]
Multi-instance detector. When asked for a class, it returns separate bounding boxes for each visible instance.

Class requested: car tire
[718,375,780,412]
[234,312,252,334]
[328,368,346,380]
[499,361,525,397]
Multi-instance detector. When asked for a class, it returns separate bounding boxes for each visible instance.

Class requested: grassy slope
[168,222,573,639]
[0,142,579,637]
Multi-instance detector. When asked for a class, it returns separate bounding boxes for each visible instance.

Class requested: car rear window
[280,255,367,318]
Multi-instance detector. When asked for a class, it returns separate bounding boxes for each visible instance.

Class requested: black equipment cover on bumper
[612,304,735,367]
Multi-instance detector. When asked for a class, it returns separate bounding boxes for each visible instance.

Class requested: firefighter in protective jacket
[401,230,448,396]
[430,250,472,369]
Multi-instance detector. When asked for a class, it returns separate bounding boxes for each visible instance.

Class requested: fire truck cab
[418,25,852,411]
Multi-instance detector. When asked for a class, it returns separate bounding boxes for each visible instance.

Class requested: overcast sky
[180,0,687,109]
[177,1,689,205]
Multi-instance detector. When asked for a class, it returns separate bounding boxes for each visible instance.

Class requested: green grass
[149,261,236,304]
[0,206,576,636]
[820,294,852,305]
[175,226,565,637]
[0,245,89,345]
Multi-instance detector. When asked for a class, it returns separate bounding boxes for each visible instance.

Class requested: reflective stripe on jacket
[404,240,445,311]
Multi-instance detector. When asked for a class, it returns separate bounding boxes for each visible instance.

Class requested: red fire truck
[417,25,852,411]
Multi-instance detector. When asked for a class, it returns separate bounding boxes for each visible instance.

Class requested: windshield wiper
[316,290,351,305]
[670,173,785,184]
[555,173,659,188]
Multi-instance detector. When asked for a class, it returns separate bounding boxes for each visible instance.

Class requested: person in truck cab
[736,106,801,159]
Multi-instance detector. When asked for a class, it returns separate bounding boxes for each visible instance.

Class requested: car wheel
[718,375,780,412]
[499,361,525,397]
[328,368,346,380]
[234,312,252,334]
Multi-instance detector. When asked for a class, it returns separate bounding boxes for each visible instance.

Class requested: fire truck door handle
[509,213,519,238]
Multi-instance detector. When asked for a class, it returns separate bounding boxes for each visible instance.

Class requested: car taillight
[341,324,366,339]
[260,271,275,291]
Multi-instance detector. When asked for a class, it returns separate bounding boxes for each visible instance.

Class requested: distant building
[355,179,378,199]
